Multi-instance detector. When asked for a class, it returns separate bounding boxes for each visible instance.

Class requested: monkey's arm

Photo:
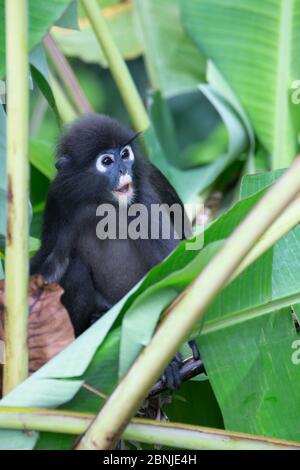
[30,192,74,283]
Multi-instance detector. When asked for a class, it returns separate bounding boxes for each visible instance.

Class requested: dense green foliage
[0,0,300,450]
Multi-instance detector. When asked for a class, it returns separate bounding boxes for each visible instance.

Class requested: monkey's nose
[119,168,127,175]
[117,173,132,189]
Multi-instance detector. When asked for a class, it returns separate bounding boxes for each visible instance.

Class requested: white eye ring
[96,154,114,173]
[120,145,134,161]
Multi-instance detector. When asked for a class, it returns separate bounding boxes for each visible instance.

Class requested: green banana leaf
[29,139,56,181]
[30,44,58,115]
[145,85,249,203]
[133,0,206,97]
[0,0,74,78]
[181,0,300,169]
[55,0,78,30]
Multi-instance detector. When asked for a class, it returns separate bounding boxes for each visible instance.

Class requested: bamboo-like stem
[44,34,93,114]
[80,0,150,133]
[0,407,93,436]
[76,157,300,449]
[124,420,300,451]
[230,195,300,281]
[50,72,77,124]
[0,407,299,450]
[3,0,29,395]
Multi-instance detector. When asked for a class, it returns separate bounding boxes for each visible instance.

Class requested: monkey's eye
[96,154,114,173]
[120,145,134,161]
[102,156,114,166]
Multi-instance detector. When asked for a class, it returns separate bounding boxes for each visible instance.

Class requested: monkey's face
[95,144,135,205]
[55,115,140,206]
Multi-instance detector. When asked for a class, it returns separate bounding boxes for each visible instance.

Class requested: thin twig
[44,34,93,114]
[82,383,108,400]
[49,71,77,123]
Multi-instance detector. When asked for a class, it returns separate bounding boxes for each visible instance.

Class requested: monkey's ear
[55,155,70,171]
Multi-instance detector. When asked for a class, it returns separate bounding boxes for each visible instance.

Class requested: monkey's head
[55,114,141,206]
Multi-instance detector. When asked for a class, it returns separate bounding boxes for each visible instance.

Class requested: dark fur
[31,114,189,336]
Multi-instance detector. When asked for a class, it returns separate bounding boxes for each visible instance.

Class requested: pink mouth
[113,182,133,197]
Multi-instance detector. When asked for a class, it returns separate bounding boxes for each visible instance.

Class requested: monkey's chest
[77,235,155,304]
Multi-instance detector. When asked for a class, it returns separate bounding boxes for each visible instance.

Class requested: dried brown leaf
[0,275,75,397]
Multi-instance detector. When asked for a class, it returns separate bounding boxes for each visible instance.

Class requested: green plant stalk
[3,0,29,395]
[124,420,300,450]
[80,0,150,133]
[0,407,299,450]
[230,195,300,281]
[272,0,293,170]
[50,72,77,124]
[76,157,300,449]
[44,34,93,114]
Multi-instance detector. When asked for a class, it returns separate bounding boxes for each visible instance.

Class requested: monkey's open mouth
[113,174,133,199]
[113,180,134,200]
[115,183,132,195]
[116,183,132,194]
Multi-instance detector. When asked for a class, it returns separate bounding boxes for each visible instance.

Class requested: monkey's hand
[161,352,183,392]
[159,341,201,393]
